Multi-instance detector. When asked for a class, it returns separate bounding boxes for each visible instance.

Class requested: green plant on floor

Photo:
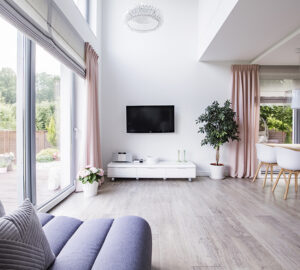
[196,100,239,165]
[36,148,59,162]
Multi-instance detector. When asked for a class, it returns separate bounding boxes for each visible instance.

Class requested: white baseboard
[197,170,210,177]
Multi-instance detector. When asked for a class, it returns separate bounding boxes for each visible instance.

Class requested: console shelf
[107,161,196,181]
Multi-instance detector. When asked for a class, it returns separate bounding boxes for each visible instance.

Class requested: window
[73,0,97,36]
[0,17,19,213]
[35,45,73,208]
[259,64,300,145]
[0,16,77,212]
[259,79,293,144]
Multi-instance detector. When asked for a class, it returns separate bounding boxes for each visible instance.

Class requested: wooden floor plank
[50,177,300,270]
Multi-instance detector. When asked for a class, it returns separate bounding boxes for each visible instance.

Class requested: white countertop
[108,161,196,168]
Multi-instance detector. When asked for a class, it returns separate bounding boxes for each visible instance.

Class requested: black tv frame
[126,105,175,133]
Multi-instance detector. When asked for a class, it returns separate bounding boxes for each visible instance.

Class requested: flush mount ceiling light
[125,4,162,32]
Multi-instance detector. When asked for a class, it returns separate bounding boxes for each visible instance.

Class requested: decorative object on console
[145,156,158,164]
[125,4,162,32]
[196,100,239,180]
[177,150,181,162]
[112,152,133,163]
[77,166,104,198]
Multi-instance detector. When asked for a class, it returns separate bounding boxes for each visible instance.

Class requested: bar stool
[253,144,277,187]
[272,147,299,200]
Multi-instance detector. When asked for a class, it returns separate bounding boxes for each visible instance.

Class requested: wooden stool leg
[272,169,283,192]
[270,165,273,182]
[284,172,292,200]
[283,172,287,183]
[252,162,262,182]
[263,165,270,188]
[295,173,298,193]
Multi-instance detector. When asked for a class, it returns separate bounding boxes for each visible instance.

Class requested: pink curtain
[85,43,101,168]
[229,65,260,178]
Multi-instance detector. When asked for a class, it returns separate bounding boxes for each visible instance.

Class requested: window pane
[35,45,72,207]
[0,17,18,213]
[259,79,294,144]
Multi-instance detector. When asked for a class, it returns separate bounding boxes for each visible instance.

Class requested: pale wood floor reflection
[51,177,300,270]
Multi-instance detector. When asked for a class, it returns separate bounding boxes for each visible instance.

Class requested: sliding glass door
[0,17,76,213]
[35,45,73,208]
[0,17,19,213]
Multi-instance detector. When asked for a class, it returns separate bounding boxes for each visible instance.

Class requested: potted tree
[196,100,239,179]
[77,166,104,197]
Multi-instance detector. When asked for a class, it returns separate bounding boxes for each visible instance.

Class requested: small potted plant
[196,100,239,179]
[77,166,104,197]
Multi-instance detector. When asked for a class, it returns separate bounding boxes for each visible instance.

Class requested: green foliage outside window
[260,105,293,143]
[46,116,57,147]
[0,68,59,134]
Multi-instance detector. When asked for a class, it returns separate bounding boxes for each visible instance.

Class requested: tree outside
[260,105,293,143]
[0,67,60,161]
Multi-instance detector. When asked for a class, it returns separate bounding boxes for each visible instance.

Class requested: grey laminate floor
[51,177,300,270]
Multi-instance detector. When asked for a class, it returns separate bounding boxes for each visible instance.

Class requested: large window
[258,64,300,146]
[35,45,73,208]
[0,17,18,213]
[0,16,76,213]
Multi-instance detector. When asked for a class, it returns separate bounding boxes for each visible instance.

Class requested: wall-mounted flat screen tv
[126,105,175,133]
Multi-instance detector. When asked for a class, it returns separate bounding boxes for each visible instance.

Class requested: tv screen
[126,105,175,133]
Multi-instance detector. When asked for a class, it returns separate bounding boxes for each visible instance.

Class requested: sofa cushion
[50,218,114,270]
[43,216,82,256]
[38,212,54,226]
[0,199,55,269]
[0,200,4,217]
[92,216,152,270]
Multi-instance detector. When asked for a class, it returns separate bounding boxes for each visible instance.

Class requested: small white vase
[82,181,99,198]
[209,164,225,180]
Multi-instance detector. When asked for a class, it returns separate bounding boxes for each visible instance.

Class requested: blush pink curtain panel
[85,43,102,169]
[229,65,260,178]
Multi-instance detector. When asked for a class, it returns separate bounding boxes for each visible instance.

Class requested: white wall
[101,0,233,175]
[198,0,238,60]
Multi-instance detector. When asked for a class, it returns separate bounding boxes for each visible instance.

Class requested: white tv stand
[107,161,196,182]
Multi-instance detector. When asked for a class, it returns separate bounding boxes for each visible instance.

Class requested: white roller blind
[0,0,85,77]
[260,66,300,80]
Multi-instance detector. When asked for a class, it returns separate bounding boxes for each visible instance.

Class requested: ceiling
[199,0,300,65]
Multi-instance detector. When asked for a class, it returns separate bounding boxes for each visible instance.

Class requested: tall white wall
[101,0,233,175]
[198,0,238,59]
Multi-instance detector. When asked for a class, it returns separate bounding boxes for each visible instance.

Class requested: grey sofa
[38,213,152,270]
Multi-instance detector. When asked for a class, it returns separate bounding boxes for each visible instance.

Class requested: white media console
[107,161,196,181]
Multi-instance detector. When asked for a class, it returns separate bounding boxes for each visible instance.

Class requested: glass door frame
[16,35,76,212]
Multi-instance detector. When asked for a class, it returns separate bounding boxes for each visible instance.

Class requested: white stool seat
[256,144,277,164]
[272,147,300,199]
[275,147,300,171]
[253,144,277,187]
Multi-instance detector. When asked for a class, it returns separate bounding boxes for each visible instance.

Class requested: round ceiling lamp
[125,4,162,32]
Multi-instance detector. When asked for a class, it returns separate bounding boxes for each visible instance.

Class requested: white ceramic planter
[209,164,225,180]
[0,167,7,174]
[82,181,99,198]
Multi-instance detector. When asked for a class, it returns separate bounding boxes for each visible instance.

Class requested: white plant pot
[209,164,225,180]
[82,181,99,198]
[0,167,7,174]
